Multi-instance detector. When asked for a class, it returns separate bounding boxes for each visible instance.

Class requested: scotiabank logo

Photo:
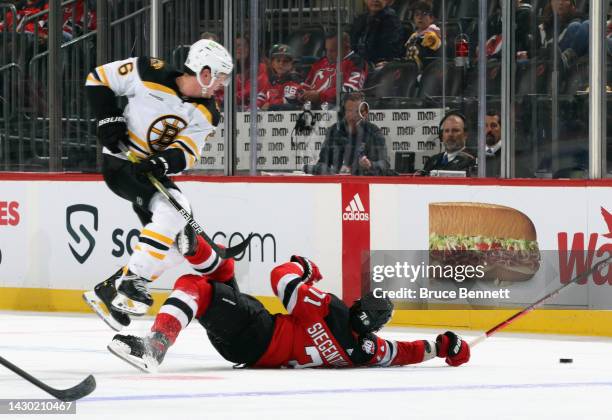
[557,207,611,285]
[343,193,369,221]
[0,201,20,226]
[212,231,277,262]
[66,204,98,264]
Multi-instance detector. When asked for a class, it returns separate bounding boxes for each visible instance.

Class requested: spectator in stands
[62,0,96,41]
[351,0,406,68]
[256,44,302,110]
[298,31,367,108]
[420,112,475,175]
[0,0,49,43]
[484,110,502,177]
[309,92,390,176]
[538,0,588,70]
[484,0,533,60]
[234,35,268,110]
[404,1,441,71]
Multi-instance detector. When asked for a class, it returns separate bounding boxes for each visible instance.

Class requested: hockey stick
[121,146,253,259]
[0,355,96,401]
[470,254,612,347]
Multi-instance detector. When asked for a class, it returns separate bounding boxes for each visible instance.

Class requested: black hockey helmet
[349,292,394,335]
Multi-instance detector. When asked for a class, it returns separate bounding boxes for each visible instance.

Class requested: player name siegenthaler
[373,287,511,300]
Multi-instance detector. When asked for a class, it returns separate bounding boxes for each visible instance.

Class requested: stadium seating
[363,61,420,99]
[286,25,325,68]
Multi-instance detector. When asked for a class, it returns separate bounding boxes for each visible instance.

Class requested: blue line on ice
[81,382,612,402]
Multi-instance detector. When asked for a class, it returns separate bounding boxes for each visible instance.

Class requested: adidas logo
[343,193,369,221]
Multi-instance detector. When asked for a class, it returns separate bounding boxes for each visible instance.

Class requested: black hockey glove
[134,154,170,179]
[97,114,128,153]
[290,255,322,284]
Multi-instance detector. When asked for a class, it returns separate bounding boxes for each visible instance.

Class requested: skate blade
[107,339,158,374]
[111,294,150,316]
[82,291,126,332]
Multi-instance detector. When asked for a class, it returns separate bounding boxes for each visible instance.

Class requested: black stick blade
[47,375,96,402]
[0,355,96,402]
[215,233,255,259]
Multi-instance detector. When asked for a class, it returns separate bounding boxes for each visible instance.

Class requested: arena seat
[418,58,472,99]
[286,25,325,65]
[363,61,420,98]
[392,0,414,22]
[449,0,479,19]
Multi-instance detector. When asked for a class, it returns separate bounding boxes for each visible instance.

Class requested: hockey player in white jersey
[82,40,233,331]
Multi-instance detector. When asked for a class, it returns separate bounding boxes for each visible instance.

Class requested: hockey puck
[559,358,573,363]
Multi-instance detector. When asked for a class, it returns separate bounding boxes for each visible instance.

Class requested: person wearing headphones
[309,92,390,176]
[420,112,476,176]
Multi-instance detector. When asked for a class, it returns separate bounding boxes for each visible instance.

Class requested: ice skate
[111,270,154,316]
[82,267,131,331]
[107,332,170,373]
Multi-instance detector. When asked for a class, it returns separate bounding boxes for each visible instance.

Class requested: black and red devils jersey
[301,52,367,104]
[254,262,432,368]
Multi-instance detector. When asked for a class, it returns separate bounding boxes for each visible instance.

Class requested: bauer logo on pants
[66,204,98,264]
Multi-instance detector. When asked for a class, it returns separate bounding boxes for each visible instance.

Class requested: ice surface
[0,311,610,419]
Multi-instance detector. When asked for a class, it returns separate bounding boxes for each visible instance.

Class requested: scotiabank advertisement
[0,179,343,298]
[0,177,610,310]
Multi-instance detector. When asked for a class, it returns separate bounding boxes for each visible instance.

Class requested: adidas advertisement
[343,193,369,221]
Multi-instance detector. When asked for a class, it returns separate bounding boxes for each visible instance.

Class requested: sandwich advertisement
[369,192,611,310]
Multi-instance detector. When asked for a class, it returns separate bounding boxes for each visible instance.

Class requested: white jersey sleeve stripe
[95,66,110,87]
[196,104,213,124]
[276,273,303,313]
[86,74,104,86]
[174,135,198,157]
[276,273,300,300]
[286,282,301,313]
[128,130,150,153]
[377,340,397,367]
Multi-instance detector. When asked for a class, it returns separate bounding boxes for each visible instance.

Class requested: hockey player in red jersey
[256,44,302,110]
[108,233,470,372]
[298,31,367,107]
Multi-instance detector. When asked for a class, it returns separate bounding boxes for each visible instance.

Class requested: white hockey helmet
[184,39,234,92]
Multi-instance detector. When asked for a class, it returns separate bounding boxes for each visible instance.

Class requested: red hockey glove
[290,255,322,284]
[436,331,470,367]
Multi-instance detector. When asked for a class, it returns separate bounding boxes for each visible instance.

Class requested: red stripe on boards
[341,182,371,305]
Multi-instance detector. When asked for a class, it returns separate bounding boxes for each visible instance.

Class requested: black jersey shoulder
[137,56,182,92]
[188,97,221,127]
[324,294,374,365]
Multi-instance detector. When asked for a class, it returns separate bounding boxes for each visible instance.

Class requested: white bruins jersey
[86,56,220,169]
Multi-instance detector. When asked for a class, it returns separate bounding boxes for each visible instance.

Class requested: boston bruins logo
[150,58,165,70]
[147,115,187,152]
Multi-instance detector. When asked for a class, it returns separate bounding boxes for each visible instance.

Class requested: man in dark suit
[421,112,475,175]
[309,92,390,176]
[484,110,502,177]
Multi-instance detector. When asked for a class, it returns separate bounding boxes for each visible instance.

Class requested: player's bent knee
[150,193,188,228]
[168,188,191,213]
[214,258,235,282]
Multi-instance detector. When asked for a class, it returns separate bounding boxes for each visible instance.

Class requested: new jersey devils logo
[147,115,187,152]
